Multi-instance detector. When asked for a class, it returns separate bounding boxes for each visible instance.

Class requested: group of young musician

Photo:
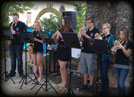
[8,12,132,96]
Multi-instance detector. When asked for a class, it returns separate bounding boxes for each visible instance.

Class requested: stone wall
[116,1,133,40]
[85,1,133,39]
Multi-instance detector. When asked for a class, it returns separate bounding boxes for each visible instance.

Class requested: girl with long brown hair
[113,26,132,96]
[53,16,73,88]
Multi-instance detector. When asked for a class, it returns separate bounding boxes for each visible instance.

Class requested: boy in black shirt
[79,16,99,92]
[8,12,26,77]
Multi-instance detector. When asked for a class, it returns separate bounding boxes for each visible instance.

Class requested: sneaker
[79,84,88,90]
[8,72,16,77]
[31,76,38,84]
[38,77,43,83]
[19,73,25,77]
[58,83,67,88]
[32,76,37,80]
[89,85,94,93]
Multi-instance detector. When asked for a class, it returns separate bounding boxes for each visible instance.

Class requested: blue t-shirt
[102,34,114,61]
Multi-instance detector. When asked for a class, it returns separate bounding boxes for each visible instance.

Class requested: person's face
[102,25,110,34]
[86,20,93,29]
[12,16,19,23]
[34,23,40,30]
[62,19,65,27]
[119,31,126,40]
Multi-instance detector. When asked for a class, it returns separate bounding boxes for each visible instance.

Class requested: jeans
[99,59,110,93]
[97,53,102,78]
[34,51,43,55]
[114,67,129,96]
[9,44,23,74]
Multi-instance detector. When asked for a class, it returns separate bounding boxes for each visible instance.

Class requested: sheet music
[71,48,81,58]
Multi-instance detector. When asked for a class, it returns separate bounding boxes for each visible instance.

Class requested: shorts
[34,51,43,55]
[80,52,96,76]
[56,46,71,61]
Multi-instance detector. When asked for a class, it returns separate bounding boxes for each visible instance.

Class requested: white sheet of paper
[71,48,81,58]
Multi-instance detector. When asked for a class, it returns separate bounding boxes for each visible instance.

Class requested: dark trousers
[99,59,110,93]
[9,44,23,75]
[97,54,102,78]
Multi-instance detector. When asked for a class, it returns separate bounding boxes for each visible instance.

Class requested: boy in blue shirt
[98,23,114,95]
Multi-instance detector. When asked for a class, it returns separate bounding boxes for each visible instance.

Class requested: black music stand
[61,32,81,96]
[1,29,15,84]
[19,32,38,89]
[33,31,58,95]
[91,39,110,95]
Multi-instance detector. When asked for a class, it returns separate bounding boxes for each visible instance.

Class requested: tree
[40,3,87,35]
[1,1,35,28]
[40,14,62,35]
[73,3,87,34]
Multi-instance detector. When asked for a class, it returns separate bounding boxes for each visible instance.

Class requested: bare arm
[121,47,131,57]
[52,30,60,43]
[117,44,131,57]
[53,35,59,43]
[34,38,44,43]
[80,28,92,39]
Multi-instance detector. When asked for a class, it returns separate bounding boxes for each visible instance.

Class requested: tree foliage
[1,1,35,28]
[40,3,86,35]
[40,14,62,35]
[73,3,87,34]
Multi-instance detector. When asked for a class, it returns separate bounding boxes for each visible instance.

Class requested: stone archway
[34,8,60,22]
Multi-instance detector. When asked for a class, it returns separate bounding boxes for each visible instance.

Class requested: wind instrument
[81,26,94,46]
[29,29,35,54]
[111,38,124,52]
[51,30,64,40]
[8,22,15,45]
[95,33,104,39]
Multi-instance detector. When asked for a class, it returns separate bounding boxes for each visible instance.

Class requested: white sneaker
[32,76,36,80]
[32,74,38,80]
[38,77,43,84]
[58,83,67,88]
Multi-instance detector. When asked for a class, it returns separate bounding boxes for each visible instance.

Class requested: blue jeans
[99,59,110,93]
[34,51,43,55]
[97,53,102,78]
[9,44,23,74]
[114,67,129,96]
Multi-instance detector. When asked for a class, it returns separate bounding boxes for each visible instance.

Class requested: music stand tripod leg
[19,42,34,89]
[34,43,58,95]
[64,60,74,96]
[1,39,16,84]
[47,81,58,94]
[8,76,16,84]
[28,72,38,84]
